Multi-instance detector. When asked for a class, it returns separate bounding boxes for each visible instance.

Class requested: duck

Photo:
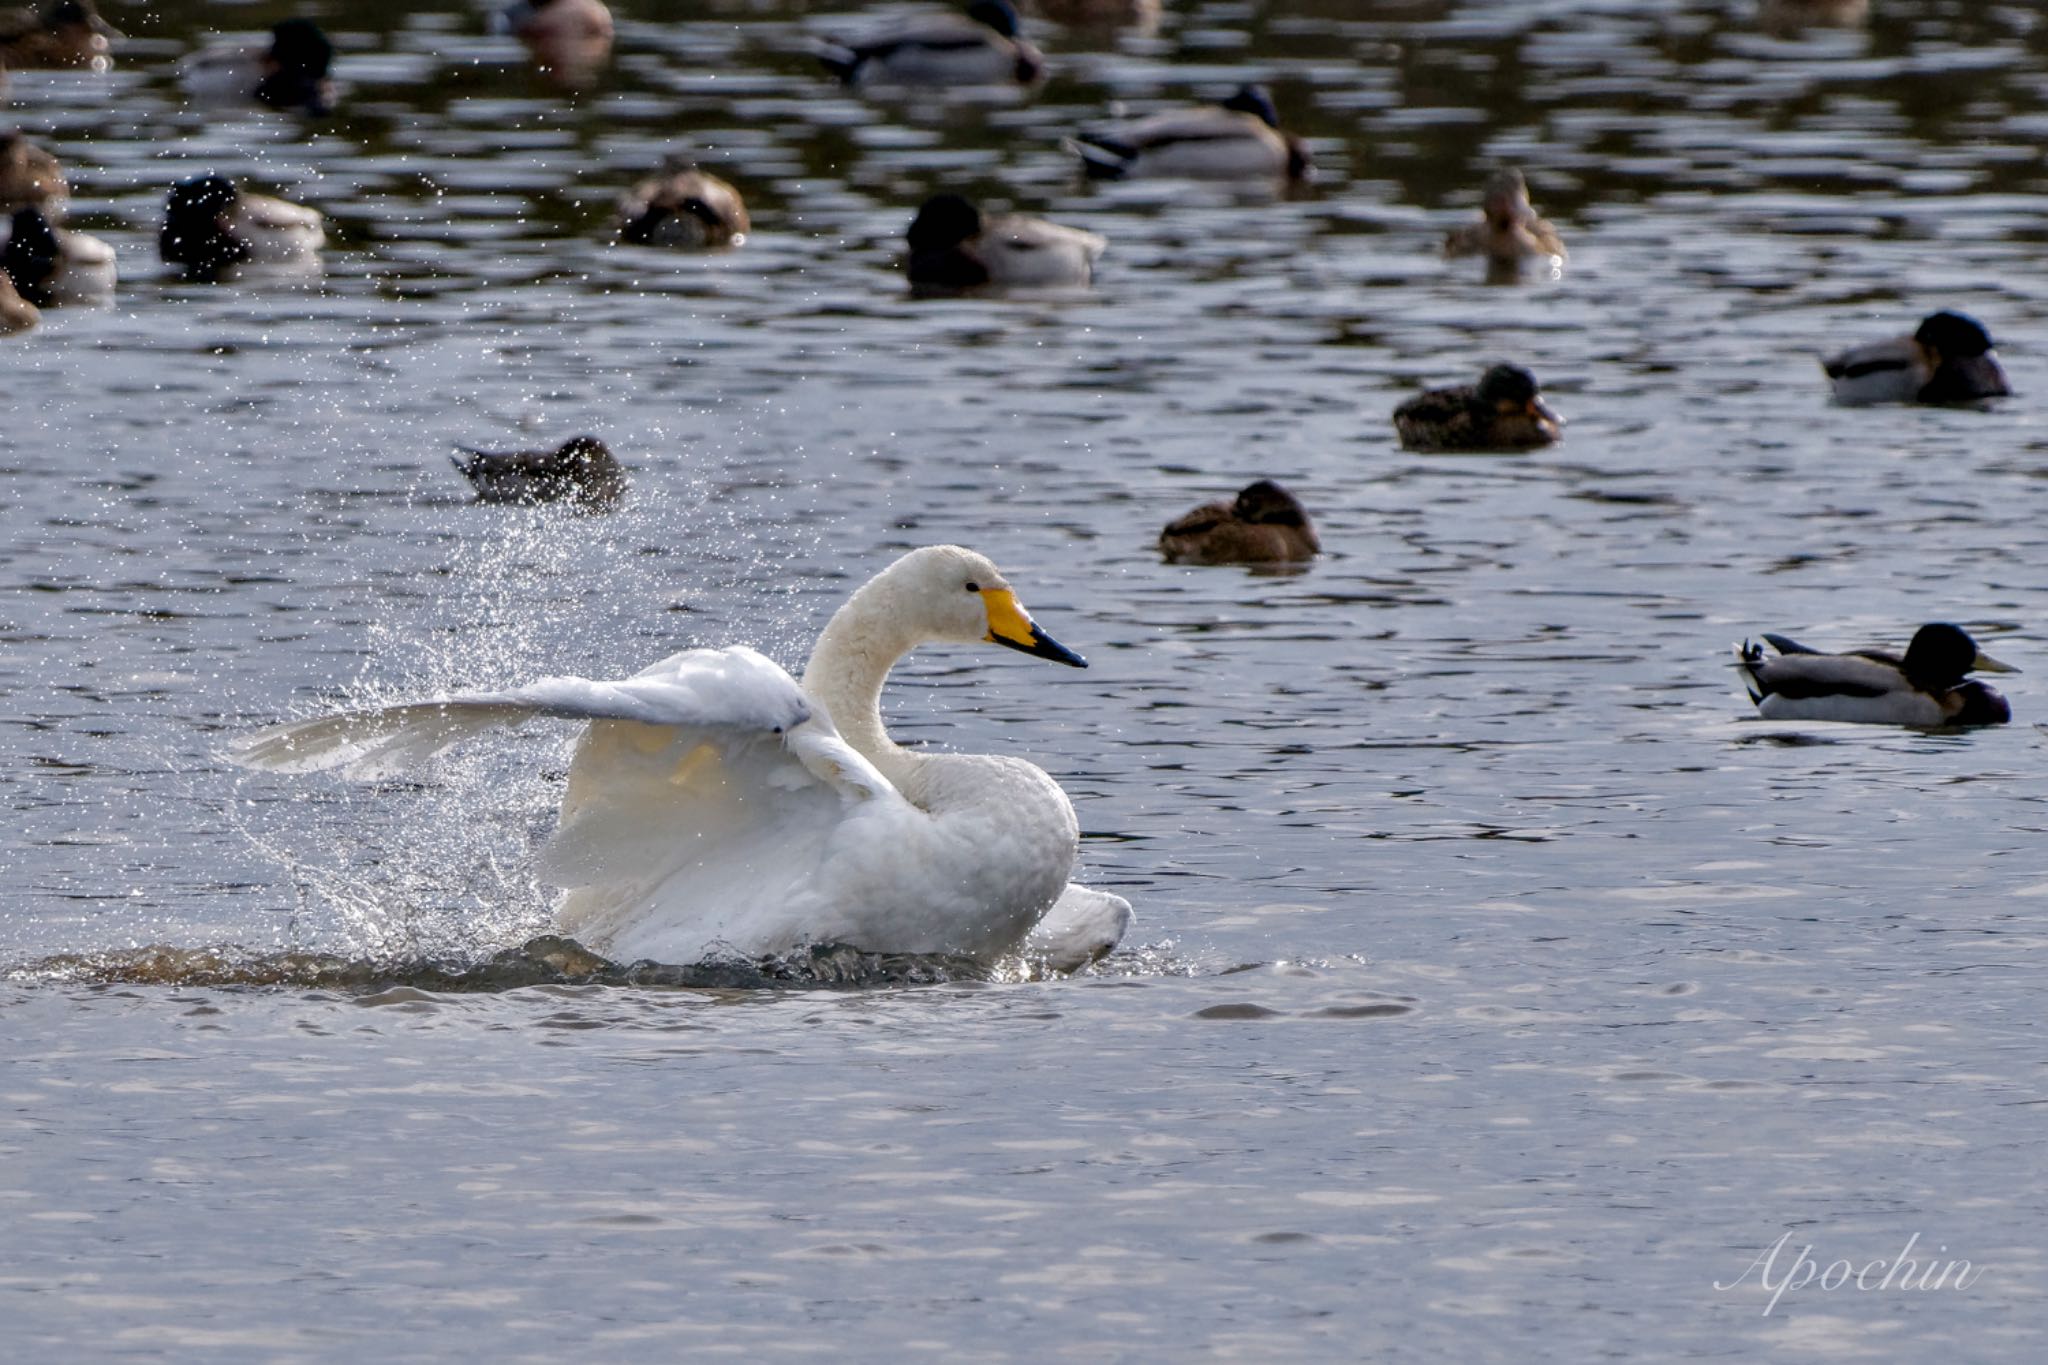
[159,174,325,280]
[1736,623,2015,727]
[0,131,66,214]
[1442,168,1566,276]
[616,163,748,248]
[1158,480,1320,566]
[499,0,612,86]
[452,436,626,511]
[230,545,1133,972]
[906,193,1105,291]
[1069,84,1311,182]
[1393,364,1562,452]
[179,18,334,115]
[0,0,116,71]
[0,267,36,332]
[819,0,1044,89]
[1,205,113,305]
[1822,310,2010,406]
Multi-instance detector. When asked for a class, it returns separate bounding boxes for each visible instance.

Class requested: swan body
[1823,311,2010,406]
[820,0,1043,89]
[1394,363,1562,452]
[1,205,114,305]
[232,546,1131,969]
[160,174,324,279]
[1158,480,1319,565]
[1070,85,1309,181]
[1736,623,2015,726]
[906,193,1105,290]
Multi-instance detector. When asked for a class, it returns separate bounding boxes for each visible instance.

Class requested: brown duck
[1159,480,1319,565]
[452,436,626,511]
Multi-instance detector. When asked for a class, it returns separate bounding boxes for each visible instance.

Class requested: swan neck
[801,585,919,771]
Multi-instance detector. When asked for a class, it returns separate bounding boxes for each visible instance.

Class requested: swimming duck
[1442,168,1566,276]
[0,267,36,332]
[906,193,1105,291]
[179,18,334,115]
[500,0,612,85]
[1,205,113,305]
[1822,310,2010,406]
[0,131,66,214]
[1158,480,1320,566]
[160,174,325,280]
[452,436,626,511]
[616,163,748,248]
[0,0,115,71]
[1737,623,2015,727]
[1393,364,1562,452]
[1070,84,1311,182]
[231,545,1132,971]
[820,0,1044,89]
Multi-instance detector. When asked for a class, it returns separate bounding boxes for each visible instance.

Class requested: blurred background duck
[180,18,334,115]
[616,162,748,248]
[1737,623,2015,727]
[1443,168,1565,280]
[452,437,625,512]
[499,0,612,88]
[0,268,35,332]
[1823,310,2010,406]
[0,0,116,71]
[1394,364,1562,451]
[906,193,1104,291]
[1158,480,1319,566]
[0,131,66,214]
[820,0,1043,89]
[160,174,324,280]
[1069,84,1310,182]
[1,205,112,305]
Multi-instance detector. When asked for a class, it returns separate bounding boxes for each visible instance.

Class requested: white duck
[231,546,1133,971]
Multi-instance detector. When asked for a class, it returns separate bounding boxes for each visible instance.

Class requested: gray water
[6,0,2048,1358]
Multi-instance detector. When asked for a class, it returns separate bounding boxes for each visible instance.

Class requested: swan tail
[228,700,540,779]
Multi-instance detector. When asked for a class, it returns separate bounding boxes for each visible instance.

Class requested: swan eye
[965,581,981,593]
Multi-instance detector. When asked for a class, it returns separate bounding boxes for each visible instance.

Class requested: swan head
[876,545,1087,668]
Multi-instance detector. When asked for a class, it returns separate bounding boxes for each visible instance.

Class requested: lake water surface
[5,0,2048,1358]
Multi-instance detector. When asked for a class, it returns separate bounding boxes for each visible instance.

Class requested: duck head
[1232,480,1311,528]
[1477,363,1562,426]
[1221,83,1281,128]
[906,194,993,289]
[1902,623,2016,688]
[1481,168,1535,231]
[1913,310,2009,402]
[255,19,333,113]
[160,174,250,276]
[968,0,1023,37]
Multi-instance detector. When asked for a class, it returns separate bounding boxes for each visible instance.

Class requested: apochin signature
[1717,1232,1985,1316]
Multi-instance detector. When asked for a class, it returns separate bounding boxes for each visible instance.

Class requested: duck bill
[1529,398,1563,426]
[1973,650,2019,675]
[982,588,1087,668]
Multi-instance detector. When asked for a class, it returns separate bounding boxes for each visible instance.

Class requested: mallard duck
[1069,84,1310,182]
[0,0,115,71]
[1,205,113,305]
[820,0,1044,89]
[231,545,1131,971]
[1737,623,2015,726]
[179,19,334,115]
[500,0,612,85]
[0,131,66,214]
[452,436,626,511]
[1442,168,1565,274]
[160,174,325,280]
[616,163,748,248]
[906,193,1105,291]
[0,267,36,332]
[1158,480,1319,566]
[1823,310,2010,406]
[1393,364,1562,452]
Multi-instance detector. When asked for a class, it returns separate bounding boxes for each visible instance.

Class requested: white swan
[231,546,1132,971]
